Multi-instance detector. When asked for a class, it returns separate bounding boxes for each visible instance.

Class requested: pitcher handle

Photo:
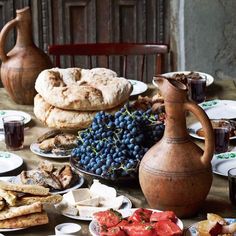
[0,18,18,62]
[184,101,215,166]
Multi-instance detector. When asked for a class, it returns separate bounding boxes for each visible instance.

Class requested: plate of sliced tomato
[89,208,183,236]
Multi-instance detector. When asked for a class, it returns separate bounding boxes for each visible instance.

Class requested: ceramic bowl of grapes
[70,104,165,185]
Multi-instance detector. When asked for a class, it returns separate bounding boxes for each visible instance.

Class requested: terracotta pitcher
[0,7,52,105]
[139,76,215,218]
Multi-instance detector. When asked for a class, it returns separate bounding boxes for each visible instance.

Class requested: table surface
[0,80,236,236]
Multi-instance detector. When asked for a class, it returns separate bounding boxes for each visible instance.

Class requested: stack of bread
[34,67,132,130]
[0,180,62,229]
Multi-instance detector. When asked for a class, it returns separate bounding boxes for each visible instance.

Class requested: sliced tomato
[150,211,177,223]
[123,222,157,236]
[116,219,130,228]
[128,208,153,223]
[100,226,127,236]
[94,209,122,228]
[154,220,182,236]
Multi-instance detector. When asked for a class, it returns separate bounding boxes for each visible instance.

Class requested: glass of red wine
[228,168,236,205]
[187,75,207,103]
[211,119,230,154]
[2,115,24,150]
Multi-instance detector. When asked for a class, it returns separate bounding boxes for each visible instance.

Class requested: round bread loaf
[34,94,122,130]
[35,67,132,111]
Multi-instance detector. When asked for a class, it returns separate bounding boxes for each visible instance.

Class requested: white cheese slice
[77,206,110,217]
[75,196,100,207]
[90,180,116,199]
[100,195,124,209]
[55,200,78,216]
[63,188,91,205]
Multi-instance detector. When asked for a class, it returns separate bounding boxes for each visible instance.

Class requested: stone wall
[170,0,236,80]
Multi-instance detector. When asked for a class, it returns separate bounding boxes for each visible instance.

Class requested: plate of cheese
[55,180,132,221]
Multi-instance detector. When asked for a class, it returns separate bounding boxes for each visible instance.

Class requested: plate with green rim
[0,151,23,175]
[0,110,31,129]
[211,152,236,176]
[188,99,236,140]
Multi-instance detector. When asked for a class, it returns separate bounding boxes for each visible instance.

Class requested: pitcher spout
[153,75,188,102]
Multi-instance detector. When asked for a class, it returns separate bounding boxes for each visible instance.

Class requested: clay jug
[139,76,215,218]
[0,7,52,105]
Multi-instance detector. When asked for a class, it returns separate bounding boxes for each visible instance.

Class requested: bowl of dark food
[70,97,166,185]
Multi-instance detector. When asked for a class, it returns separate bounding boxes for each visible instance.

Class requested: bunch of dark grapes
[71,106,165,180]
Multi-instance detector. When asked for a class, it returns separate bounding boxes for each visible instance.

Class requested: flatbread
[0,202,42,220]
[0,180,49,196]
[35,67,132,111]
[34,94,122,130]
[16,194,62,206]
[0,211,48,228]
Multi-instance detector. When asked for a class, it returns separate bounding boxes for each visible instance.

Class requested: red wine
[188,79,206,103]
[229,177,236,205]
[3,121,24,149]
[214,127,230,154]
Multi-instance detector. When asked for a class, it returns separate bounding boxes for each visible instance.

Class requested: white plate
[199,100,236,119]
[0,228,24,233]
[89,208,183,236]
[30,143,71,159]
[188,121,236,141]
[184,218,236,235]
[152,71,214,87]
[188,100,236,140]
[61,196,132,221]
[128,80,148,96]
[211,152,236,176]
[0,152,23,175]
[10,174,84,195]
[0,110,31,129]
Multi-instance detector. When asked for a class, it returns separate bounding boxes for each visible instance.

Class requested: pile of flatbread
[0,180,62,229]
[34,67,132,130]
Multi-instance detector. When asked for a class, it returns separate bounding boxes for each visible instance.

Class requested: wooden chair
[48,43,169,82]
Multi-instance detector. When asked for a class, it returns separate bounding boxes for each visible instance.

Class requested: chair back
[48,43,169,82]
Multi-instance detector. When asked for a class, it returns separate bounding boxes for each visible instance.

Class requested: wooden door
[0,0,167,84]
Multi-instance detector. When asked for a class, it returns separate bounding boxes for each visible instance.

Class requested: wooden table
[0,80,236,235]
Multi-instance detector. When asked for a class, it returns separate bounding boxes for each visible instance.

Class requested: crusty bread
[35,67,132,111]
[16,194,62,206]
[0,202,42,220]
[0,180,49,196]
[34,94,122,130]
[0,211,48,228]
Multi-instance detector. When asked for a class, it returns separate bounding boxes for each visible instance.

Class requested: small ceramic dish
[55,222,81,235]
